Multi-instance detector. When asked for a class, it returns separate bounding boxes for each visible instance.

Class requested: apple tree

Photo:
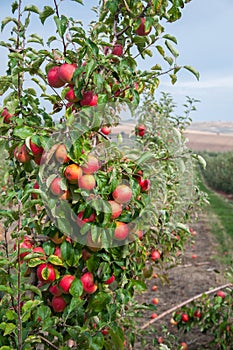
[0,0,204,349]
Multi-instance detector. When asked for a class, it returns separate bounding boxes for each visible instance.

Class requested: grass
[197,171,233,266]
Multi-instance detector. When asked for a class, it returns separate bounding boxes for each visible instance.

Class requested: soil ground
[134,212,230,350]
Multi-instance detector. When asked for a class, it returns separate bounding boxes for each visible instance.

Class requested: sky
[0,0,233,122]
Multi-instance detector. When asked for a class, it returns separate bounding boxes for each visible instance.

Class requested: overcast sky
[0,0,233,122]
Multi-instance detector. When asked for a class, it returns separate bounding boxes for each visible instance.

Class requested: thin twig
[17,199,23,350]
[54,0,67,56]
[40,335,59,350]
[140,283,233,330]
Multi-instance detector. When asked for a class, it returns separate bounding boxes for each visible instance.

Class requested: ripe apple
[64,163,83,184]
[49,284,62,296]
[152,297,159,305]
[112,44,123,56]
[101,328,109,336]
[151,285,158,291]
[1,107,13,123]
[51,295,67,312]
[76,210,96,227]
[108,200,122,219]
[80,272,97,294]
[181,313,189,322]
[47,66,65,88]
[37,263,56,282]
[151,313,158,319]
[31,181,40,199]
[14,144,31,163]
[138,178,150,191]
[59,275,75,294]
[54,246,62,259]
[55,144,70,163]
[135,18,152,36]
[59,189,70,201]
[114,221,129,240]
[180,342,188,350]
[216,290,225,298]
[58,63,77,83]
[101,126,111,135]
[112,184,132,204]
[81,155,100,174]
[32,247,46,260]
[65,85,79,102]
[194,310,201,318]
[17,238,33,259]
[78,174,96,191]
[29,139,44,156]
[104,275,115,285]
[50,177,66,196]
[151,250,161,261]
[80,91,98,107]
[136,124,146,136]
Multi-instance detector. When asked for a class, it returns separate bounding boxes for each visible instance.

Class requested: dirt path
[135,213,228,349]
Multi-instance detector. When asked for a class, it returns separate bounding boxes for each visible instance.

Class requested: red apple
[55,144,70,163]
[152,297,159,305]
[78,174,96,191]
[65,86,79,103]
[180,342,188,350]
[138,178,150,191]
[2,107,13,123]
[31,181,40,199]
[59,275,75,294]
[76,210,96,227]
[80,91,98,107]
[104,275,115,285]
[32,247,46,260]
[114,222,129,240]
[81,155,100,174]
[54,246,62,259]
[151,313,158,319]
[216,290,225,299]
[136,124,146,136]
[112,44,123,56]
[50,177,65,196]
[47,66,65,88]
[151,285,158,291]
[135,18,152,36]
[37,263,56,282]
[51,295,67,312]
[151,250,161,261]
[17,238,33,259]
[64,163,83,184]
[112,184,132,204]
[80,272,97,294]
[108,200,122,219]
[49,284,63,296]
[14,144,31,163]
[194,310,201,318]
[58,63,77,84]
[29,139,44,156]
[101,126,111,135]
[181,313,189,323]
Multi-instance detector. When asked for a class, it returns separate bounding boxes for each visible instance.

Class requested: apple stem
[140,282,233,330]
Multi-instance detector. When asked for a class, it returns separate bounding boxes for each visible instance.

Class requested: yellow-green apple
[59,275,75,294]
[151,250,161,261]
[101,126,111,135]
[37,263,56,282]
[135,18,152,36]
[50,177,66,196]
[65,85,79,102]
[108,200,122,219]
[80,272,97,294]
[14,144,31,163]
[55,144,70,163]
[80,91,98,106]
[114,221,129,240]
[81,155,100,174]
[47,66,65,88]
[112,184,132,204]
[58,63,77,84]
[49,284,62,296]
[64,163,83,184]
[78,174,96,191]
[76,210,96,227]
[1,107,13,123]
[104,275,115,285]
[51,295,67,312]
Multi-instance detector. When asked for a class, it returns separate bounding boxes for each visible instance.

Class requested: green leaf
[0,346,12,350]
[39,6,55,24]
[136,152,154,166]
[1,17,17,31]
[0,76,12,96]
[71,0,84,4]
[54,15,68,38]
[69,278,83,297]
[48,255,63,266]
[11,2,18,13]
[165,40,179,58]
[5,310,17,321]
[24,5,40,14]
[109,326,124,350]
[36,305,51,322]
[27,34,44,45]
[89,333,104,350]
[22,300,42,314]
[163,34,177,44]
[24,284,42,298]
[87,292,111,313]
[3,323,16,336]
[156,45,165,57]
[0,286,14,295]
[184,65,200,81]
[13,126,34,139]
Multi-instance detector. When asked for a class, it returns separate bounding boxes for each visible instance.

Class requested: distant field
[112,122,233,153]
